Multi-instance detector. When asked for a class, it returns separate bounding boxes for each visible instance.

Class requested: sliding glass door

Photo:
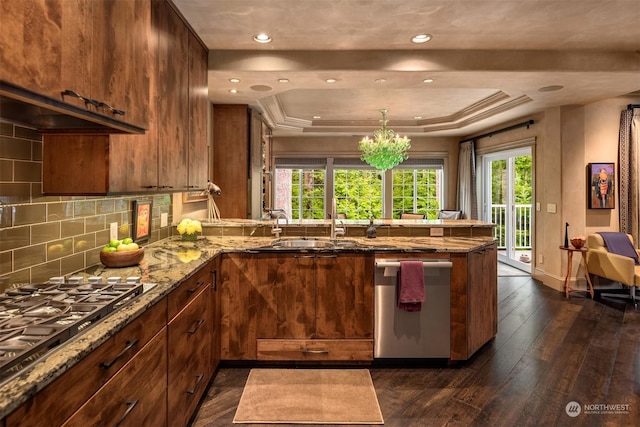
[483,148,533,272]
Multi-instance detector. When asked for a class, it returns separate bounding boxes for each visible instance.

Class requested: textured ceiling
[172,0,640,138]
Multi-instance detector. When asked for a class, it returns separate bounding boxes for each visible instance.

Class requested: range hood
[0,81,145,134]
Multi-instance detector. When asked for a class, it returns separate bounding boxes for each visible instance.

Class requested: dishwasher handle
[375,261,452,269]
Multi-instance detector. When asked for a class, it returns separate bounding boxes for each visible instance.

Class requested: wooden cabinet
[0,0,149,129]
[187,31,210,189]
[62,329,167,427]
[450,243,498,360]
[220,252,374,361]
[41,0,209,195]
[212,105,270,218]
[6,298,167,427]
[167,277,212,427]
[155,0,188,191]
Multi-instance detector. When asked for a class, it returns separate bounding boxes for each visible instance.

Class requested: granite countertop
[0,234,495,418]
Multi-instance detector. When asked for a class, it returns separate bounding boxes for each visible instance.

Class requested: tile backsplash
[0,120,173,292]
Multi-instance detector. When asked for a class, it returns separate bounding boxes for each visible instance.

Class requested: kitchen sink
[271,238,335,248]
[262,238,362,249]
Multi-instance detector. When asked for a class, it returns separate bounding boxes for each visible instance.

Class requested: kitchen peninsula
[0,219,496,426]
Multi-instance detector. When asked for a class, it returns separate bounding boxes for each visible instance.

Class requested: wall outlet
[538,254,544,264]
[109,222,118,241]
[160,213,168,227]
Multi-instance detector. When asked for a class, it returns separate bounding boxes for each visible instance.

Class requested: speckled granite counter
[0,233,495,419]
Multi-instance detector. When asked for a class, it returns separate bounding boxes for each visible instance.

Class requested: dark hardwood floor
[190,273,639,427]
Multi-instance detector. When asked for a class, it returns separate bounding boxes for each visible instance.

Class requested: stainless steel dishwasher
[374,258,451,358]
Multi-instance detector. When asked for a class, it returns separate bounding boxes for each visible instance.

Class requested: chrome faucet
[330,198,345,240]
[271,211,288,238]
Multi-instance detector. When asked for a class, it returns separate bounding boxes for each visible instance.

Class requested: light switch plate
[109,222,118,241]
[160,213,168,227]
[546,203,556,213]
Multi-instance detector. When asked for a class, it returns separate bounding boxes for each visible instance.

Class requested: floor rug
[233,368,384,424]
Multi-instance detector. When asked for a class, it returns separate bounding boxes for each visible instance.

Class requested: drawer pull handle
[113,399,138,427]
[294,255,315,259]
[101,339,139,369]
[186,373,205,395]
[187,280,205,294]
[187,319,205,334]
[302,349,329,355]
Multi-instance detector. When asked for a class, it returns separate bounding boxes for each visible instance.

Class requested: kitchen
[1,0,639,426]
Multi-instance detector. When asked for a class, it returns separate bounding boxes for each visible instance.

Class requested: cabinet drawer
[168,261,212,320]
[168,287,212,427]
[6,298,167,427]
[63,329,167,427]
[257,339,373,361]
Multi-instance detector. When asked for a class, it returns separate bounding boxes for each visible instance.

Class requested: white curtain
[619,108,640,243]
[457,140,478,219]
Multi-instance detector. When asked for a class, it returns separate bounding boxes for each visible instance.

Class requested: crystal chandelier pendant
[358,109,411,171]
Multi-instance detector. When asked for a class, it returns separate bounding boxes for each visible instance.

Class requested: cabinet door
[219,254,273,360]
[187,33,209,190]
[270,254,315,339]
[62,329,167,427]
[91,0,150,128]
[155,0,188,191]
[167,286,212,427]
[315,253,374,339]
[467,245,497,356]
[0,0,92,101]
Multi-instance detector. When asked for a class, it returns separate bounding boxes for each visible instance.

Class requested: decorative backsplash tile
[0,120,174,292]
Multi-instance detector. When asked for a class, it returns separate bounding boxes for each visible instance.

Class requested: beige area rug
[233,368,384,424]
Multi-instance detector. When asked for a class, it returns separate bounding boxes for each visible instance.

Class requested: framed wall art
[132,200,153,242]
[588,162,615,209]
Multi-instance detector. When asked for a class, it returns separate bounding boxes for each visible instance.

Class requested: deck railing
[491,204,532,249]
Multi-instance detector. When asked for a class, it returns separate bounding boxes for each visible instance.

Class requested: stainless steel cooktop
[0,276,146,384]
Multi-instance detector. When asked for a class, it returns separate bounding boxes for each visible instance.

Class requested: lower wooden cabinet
[167,281,213,427]
[220,252,374,361]
[63,328,167,427]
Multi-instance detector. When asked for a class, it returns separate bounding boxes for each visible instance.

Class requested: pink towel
[397,260,425,312]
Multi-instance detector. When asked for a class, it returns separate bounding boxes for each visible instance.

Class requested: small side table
[559,246,594,299]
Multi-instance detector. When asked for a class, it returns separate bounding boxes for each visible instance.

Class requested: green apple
[122,237,133,245]
[109,239,121,248]
[102,245,116,252]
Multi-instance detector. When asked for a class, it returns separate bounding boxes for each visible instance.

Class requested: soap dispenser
[366,217,377,238]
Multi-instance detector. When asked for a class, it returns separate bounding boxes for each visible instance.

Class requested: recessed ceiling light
[423,78,434,83]
[325,78,337,83]
[538,85,564,92]
[253,33,272,44]
[229,78,240,83]
[375,78,386,83]
[313,115,321,119]
[278,78,289,83]
[229,89,238,94]
[411,34,432,44]
[414,116,423,120]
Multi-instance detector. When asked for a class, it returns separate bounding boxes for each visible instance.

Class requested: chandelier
[358,109,411,171]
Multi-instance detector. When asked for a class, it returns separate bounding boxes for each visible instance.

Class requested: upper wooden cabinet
[0,0,150,129]
[187,31,210,189]
[40,0,210,195]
